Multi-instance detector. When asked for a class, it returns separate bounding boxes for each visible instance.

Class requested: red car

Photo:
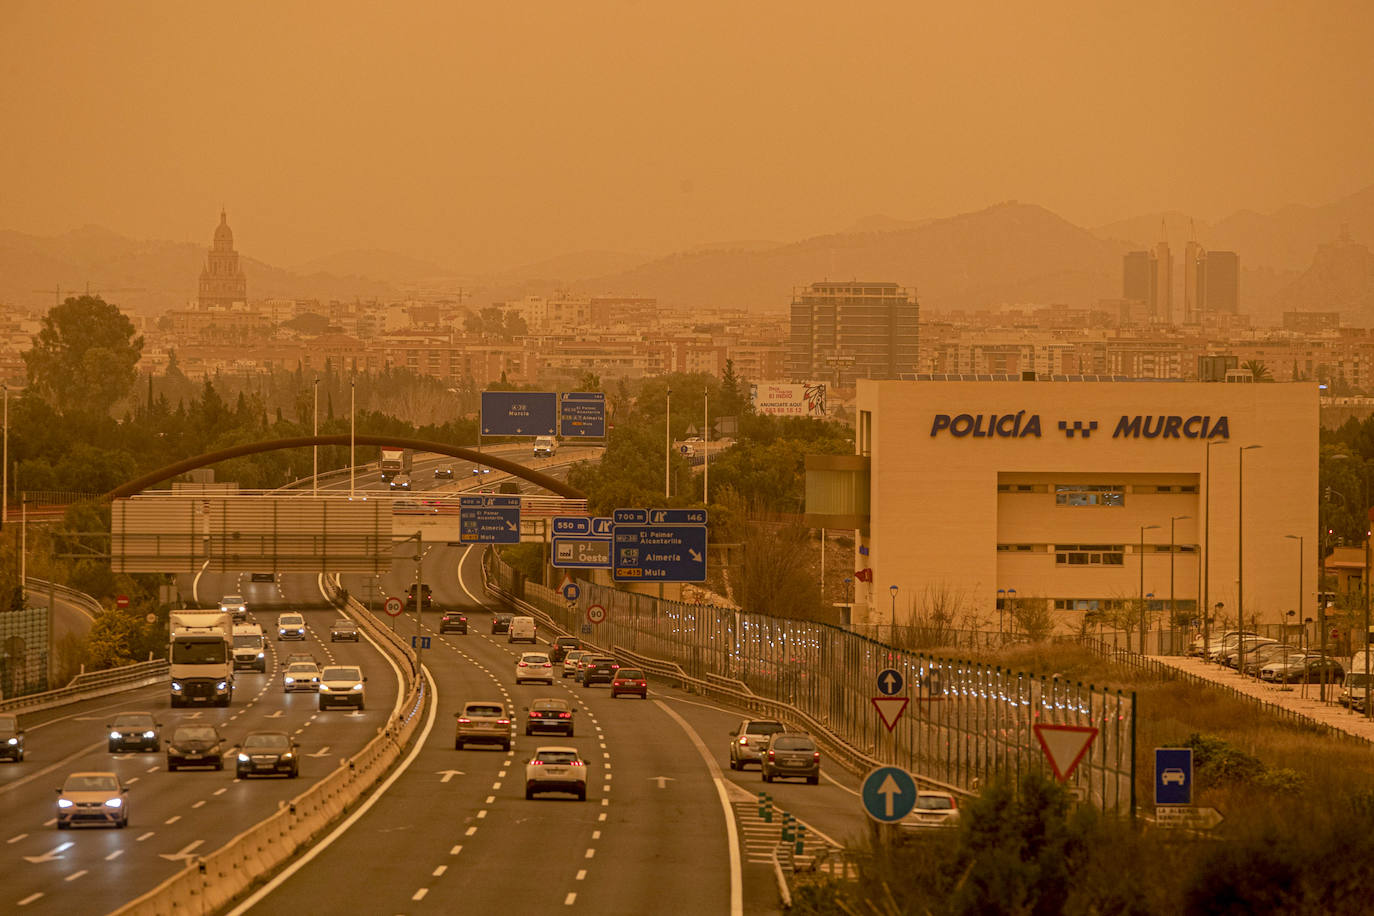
[610,668,648,699]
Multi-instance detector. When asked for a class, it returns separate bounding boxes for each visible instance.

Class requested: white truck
[169,611,234,707]
[533,436,557,458]
[231,622,267,673]
[379,447,411,482]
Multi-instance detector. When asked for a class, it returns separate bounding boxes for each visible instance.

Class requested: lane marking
[465,826,478,836]
[18,893,42,906]
[576,869,587,880]
[136,832,154,842]
[477,810,487,819]
[412,889,428,901]
[450,845,462,855]
[165,816,181,825]
[65,870,88,881]
[584,848,595,858]
[432,865,447,877]
[192,801,206,809]
[7,833,28,844]
[597,813,606,822]
[105,850,123,861]
[565,893,577,905]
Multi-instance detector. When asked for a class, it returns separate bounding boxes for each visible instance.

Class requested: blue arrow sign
[562,582,581,601]
[860,766,918,823]
[613,508,648,525]
[648,508,707,525]
[481,391,556,436]
[591,517,614,536]
[552,516,591,536]
[1154,748,1193,806]
[559,392,606,438]
[876,668,904,696]
[458,495,521,544]
[612,524,707,582]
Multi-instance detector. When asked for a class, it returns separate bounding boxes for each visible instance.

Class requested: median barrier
[0,658,170,715]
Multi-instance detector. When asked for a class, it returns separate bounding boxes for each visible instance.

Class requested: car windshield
[243,734,289,750]
[233,635,261,648]
[112,715,154,729]
[771,737,814,751]
[171,641,228,664]
[523,655,550,664]
[173,726,219,742]
[745,721,785,736]
[332,620,353,628]
[286,664,317,675]
[534,751,579,765]
[556,638,579,647]
[221,596,244,605]
[465,705,504,717]
[324,667,362,681]
[532,700,568,711]
[617,669,644,679]
[64,774,118,791]
[917,795,955,810]
[279,616,304,626]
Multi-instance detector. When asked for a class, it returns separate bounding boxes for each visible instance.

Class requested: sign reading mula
[930,413,1231,440]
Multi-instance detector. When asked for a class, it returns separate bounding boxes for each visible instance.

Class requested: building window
[996,544,1037,552]
[1054,485,1125,507]
[997,484,1040,493]
[1054,545,1125,566]
[1146,484,1199,494]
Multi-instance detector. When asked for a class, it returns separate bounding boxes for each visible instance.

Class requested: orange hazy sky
[3,1,1372,272]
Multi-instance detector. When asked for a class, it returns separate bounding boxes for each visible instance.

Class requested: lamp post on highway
[312,377,320,497]
[664,387,672,499]
[1202,439,1227,666]
[2,382,7,531]
[997,588,1006,642]
[703,390,709,504]
[1139,524,1160,653]
[889,584,898,645]
[1170,515,1191,647]
[349,379,356,499]
[1237,444,1262,677]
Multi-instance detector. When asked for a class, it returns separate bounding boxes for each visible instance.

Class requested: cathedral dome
[213,209,234,249]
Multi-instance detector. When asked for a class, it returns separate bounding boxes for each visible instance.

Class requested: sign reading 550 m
[930,412,1231,441]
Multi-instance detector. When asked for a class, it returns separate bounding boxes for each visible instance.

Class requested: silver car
[728,718,786,770]
[760,732,820,784]
[56,772,128,829]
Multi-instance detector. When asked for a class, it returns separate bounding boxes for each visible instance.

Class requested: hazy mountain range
[2,186,1373,321]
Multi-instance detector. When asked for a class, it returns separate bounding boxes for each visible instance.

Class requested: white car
[524,746,588,800]
[282,662,321,692]
[318,665,366,710]
[515,652,555,685]
[56,771,129,829]
[219,594,248,621]
[901,791,960,829]
[277,613,307,641]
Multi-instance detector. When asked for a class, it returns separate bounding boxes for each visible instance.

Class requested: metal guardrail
[113,575,425,916]
[25,576,103,622]
[0,659,170,715]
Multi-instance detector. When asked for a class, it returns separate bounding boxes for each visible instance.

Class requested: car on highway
[166,724,226,772]
[561,650,588,678]
[389,473,413,491]
[250,571,276,583]
[56,772,129,829]
[580,656,620,687]
[550,635,581,664]
[0,714,24,762]
[470,466,492,476]
[433,466,454,479]
[508,615,537,644]
[524,746,587,800]
[277,613,307,641]
[232,623,268,672]
[728,718,786,770]
[491,612,513,635]
[610,667,648,699]
[406,583,433,612]
[439,610,468,634]
[760,732,820,784]
[455,700,512,751]
[903,791,960,828]
[515,652,555,685]
[235,731,300,778]
[107,712,162,753]
[525,697,576,736]
[219,594,249,623]
[318,665,367,710]
[330,618,359,642]
[283,661,322,692]
[286,652,316,667]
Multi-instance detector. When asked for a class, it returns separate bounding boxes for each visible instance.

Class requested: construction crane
[30,283,147,306]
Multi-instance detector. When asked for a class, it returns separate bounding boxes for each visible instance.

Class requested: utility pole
[665,386,672,499]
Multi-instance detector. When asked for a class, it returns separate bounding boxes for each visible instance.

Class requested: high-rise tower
[198,209,247,309]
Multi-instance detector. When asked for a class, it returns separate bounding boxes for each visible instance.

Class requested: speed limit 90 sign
[586,604,606,625]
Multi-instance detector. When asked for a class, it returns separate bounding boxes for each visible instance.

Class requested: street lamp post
[1237,444,1263,677]
[997,588,1006,642]
[664,387,672,499]
[1203,440,1227,665]
[1140,524,1160,653]
[889,584,898,644]
[1170,515,1191,649]
[1285,534,1304,657]
[312,377,320,497]
[349,380,356,498]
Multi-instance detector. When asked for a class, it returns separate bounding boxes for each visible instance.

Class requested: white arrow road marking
[437,770,465,783]
[878,774,903,817]
[159,840,204,862]
[306,746,332,758]
[648,776,676,789]
[23,842,74,863]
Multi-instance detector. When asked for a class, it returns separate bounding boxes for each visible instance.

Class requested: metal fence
[490,557,1137,814]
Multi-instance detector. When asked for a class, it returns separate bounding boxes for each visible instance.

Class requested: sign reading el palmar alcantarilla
[929,413,1230,440]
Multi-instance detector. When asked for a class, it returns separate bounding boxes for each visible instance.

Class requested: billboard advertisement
[750,381,827,417]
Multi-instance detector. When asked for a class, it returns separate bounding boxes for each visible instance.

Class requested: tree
[23,295,144,416]
[1241,359,1273,382]
[719,359,748,417]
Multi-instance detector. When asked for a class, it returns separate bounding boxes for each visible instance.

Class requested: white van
[533,436,557,458]
[508,616,537,644]
[231,623,267,672]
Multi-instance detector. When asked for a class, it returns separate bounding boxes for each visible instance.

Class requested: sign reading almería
[929,412,1231,441]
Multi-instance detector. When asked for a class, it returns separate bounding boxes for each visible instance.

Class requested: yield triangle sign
[1032,723,1099,782]
[870,697,909,732]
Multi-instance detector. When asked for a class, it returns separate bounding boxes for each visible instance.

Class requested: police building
[816,378,1317,637]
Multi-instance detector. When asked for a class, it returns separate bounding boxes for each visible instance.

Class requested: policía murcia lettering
[930,412,1042,438]
[930,412,1231,440]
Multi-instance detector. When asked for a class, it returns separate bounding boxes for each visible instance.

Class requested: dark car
[491,612,513,635]
[107,713,161,753]
[524,698,576,736]
[250,572,276,583]
[0,714,24,762]
[433,466,454,479]
[761,732,820,784]
[581,656,621,687]
[440,611,468,634]
[329,619,359,642]
[550,636,581,664]
[166,725,225,772]
[406,583,433,612]
[235,731,300,778]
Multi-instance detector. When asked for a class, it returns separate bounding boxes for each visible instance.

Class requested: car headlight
[6,737,17,745]
[283,752,294,759]
[257,652,265,658]
[319,684,331,691]
[143,731,156,738]
[171,682,182,691]
[285,677,295,684]
[57,798,74,808]
[217,682,228,691]
[352,684,363,691]
[111,731,123,739]
[105,797,123,808]
[238,753,250,762]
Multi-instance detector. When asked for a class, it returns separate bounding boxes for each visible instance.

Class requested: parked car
[235,731,299,778]
[524,698,575,736]
[728,718,786,770]
[610,668,648,699]
[166,724,225,772]
[329,618,359,642]
[760,732,820,784]
[56,772,128,829]
[1260,652,1344,684]
[439,611,468,634]
[1340,671,1372,710]
[1219,636,1276,668]
[1206,630,1261,662]
[0,714,25,762]
[515,652,555,685]
[107,712,161,753]
[1241,642,1297,677]
[524,746,587,800]
[455,700,511,751]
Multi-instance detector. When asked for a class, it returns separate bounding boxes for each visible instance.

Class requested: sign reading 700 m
[611,507,708,582]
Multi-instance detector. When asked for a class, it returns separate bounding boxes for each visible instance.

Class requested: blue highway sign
[552,516,591,536]
[647,508,707,525]
[612,524,707,582]
[410,635,432,650]
[559,392,606,438]
[481,391,556,436]
[458,495,521,544]
[860,766,918,823]
[1154,747,1193,806]
[552,537,612,569]
[562,582,581,601]
[613,508,648,525]
[876,668,904,696]
[591,517,614,536]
